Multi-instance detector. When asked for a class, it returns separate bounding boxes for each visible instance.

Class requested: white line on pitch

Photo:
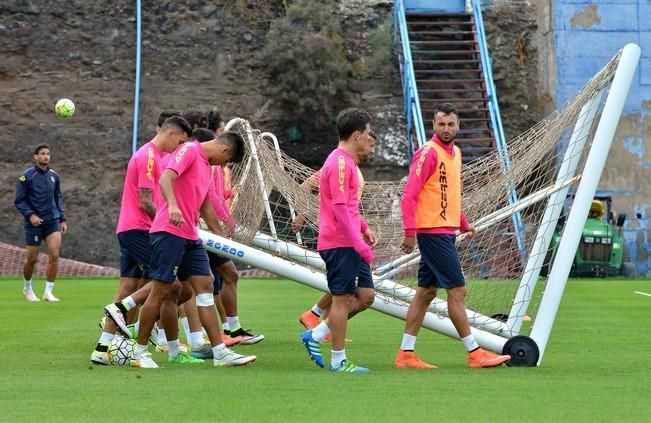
[634,291,651,297]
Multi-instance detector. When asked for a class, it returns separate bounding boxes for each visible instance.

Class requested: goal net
[201,44,639,366]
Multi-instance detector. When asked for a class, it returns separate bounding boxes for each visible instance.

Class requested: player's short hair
[157,111,180,127]
[337,108,371,141]
[34,144,49,155]
[182,111,208,130]
[369,130,378,141]
[207,110,224,132]
[217,131,245,164]
[435,102,458,118]
[192,128,216,142]
[161,115,193,137]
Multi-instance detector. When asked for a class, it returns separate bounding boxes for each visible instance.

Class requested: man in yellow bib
[395,103,511,369]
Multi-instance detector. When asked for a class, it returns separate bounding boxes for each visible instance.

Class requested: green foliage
[263,0,350,117]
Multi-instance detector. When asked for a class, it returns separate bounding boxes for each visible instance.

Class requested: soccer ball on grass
[108,335,136,366]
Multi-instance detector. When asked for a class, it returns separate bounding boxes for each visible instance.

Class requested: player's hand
[168,205,184,227]
[29,214,43,226]
[291,215,305,233]
[362,227,378,247]
[400,235,416,254]
[360,245,375,264]
[60,221,68,234]
[461,225,477,239]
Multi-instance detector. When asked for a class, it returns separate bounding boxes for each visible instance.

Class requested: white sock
[212,343,227,359]
[180,317,191,343]
[168,339,180,358]
[312,321,330,342]
[23,279,33,292]
[462,335,479,352]
[331,349,346,368]
[135,343,148,357]
[190,331,204,349]
[221,323,228,332]
[311,304,324,317]
[227,316,240,331]
[44,281,54,294]
[122,296,137,310]
[134,321,140,335]
[400,333,417,351]
[99,332,115,345]
[157,328,168,346]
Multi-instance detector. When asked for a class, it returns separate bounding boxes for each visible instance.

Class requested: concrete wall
[554,0,650,276]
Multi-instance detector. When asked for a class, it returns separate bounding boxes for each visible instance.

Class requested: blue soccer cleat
[300,330,324,368]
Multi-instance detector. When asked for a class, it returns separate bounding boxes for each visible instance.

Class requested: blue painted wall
[404,0,465,13]
[554,0,651,276]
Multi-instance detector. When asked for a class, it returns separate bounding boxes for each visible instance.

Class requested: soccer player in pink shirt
[300,108,376,373]
[395,102,511,369]
[91,115,192,366]
[130,131,256,368]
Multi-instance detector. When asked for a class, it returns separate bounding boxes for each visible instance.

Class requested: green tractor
[543,194,627,277]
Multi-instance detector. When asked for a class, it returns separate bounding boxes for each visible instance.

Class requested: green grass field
[1,277,650,422]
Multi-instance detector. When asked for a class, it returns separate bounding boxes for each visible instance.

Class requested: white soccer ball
[54,98,75,119]
[108,335,136,366]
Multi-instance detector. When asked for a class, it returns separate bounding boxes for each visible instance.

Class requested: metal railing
[471,0,526,262]
[394,0,427,158]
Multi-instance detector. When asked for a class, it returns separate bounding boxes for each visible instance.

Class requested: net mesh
[212,50,621,336]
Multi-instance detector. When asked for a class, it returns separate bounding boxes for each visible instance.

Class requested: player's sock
[211,343,227,358]
[44,281,55,295]
[157,328,168,346]
[312,321,330,342]
[180,317,191,343]
[133,321,140,335]
[311,304,324,317]
[400,333,417,351]
[23,279,33,292]
[227,316,241,331]
[135,343,148,358]
[331,349,346,369]
[221,323,229,332]
[168,339,180,358]
[99,331,115,345]
[122,295,137,311]
[190,331,204,350]
[461,335,479,352]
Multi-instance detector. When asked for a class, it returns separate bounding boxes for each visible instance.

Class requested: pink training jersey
[317,147,362,251]
[401,135,469,237]
[116,140,163,234]
[150,141,212,240]
[208,165,236,229]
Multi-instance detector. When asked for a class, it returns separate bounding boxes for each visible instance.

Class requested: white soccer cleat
[130,352,159,368]
[90,349,111,366]
[104,303,130,337]
[23,290,40,302]
[42,292,60,302]
[213,348,256,367]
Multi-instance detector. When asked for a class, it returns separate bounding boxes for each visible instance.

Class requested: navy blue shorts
[149,232,211,283]
[25,220,60,246]
[417,234,465,289]
[117,230,152,279]
[319,247,374,296]
[208,252,230,294]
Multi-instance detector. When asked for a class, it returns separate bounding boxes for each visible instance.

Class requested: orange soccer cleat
[394,350,438,369]
[468,348,511,368]
[299,310,320,330]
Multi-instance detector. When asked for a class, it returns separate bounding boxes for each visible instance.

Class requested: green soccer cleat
[168,351,205,365]
[329,359,370,373]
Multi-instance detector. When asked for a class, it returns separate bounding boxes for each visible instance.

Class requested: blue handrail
[394,0,427,158]
[471,0,527,262]
[131,0,142,155]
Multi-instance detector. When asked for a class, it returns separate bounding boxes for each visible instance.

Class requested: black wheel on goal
[503,335,539,367]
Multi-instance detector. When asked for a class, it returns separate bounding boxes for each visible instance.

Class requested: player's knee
[423,287,437,303]
[357,290,375,311]
[447,286,466,305]
[48,251,60,262]
[25,255,37,266]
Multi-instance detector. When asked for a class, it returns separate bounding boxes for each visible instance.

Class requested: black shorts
[208,251,230,294]
[417,233,465,289]
[118,230,152,279]
[25,220,60,246]
[319,247,374,296]
[149,232,211,283]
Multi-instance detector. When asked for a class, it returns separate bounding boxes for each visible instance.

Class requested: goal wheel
[503,335,539,367]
